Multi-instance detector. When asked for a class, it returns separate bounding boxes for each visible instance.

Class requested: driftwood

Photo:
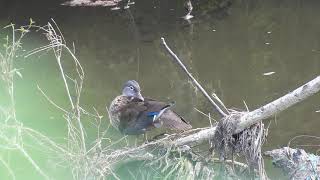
[97,38,320,178]
[264,147,320,179]
[161,37,320,146]
[176,75,320,146]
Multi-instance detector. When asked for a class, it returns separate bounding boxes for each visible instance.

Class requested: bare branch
[168,75,320,150]
[0,155,16,180]
[37,85,68,113]
[15,144,50,179]
[235,76,320,134]
[160,37,228,117]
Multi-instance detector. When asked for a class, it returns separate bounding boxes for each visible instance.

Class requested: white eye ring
[129,86,134,90]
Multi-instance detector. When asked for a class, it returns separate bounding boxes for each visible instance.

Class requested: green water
[1,0,320,179]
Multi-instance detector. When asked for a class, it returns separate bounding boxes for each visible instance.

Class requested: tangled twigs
[24,19,103,179]
[212,111,268,179]
[0,21,52,179]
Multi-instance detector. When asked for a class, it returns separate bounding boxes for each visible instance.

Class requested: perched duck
[108,80,192,135]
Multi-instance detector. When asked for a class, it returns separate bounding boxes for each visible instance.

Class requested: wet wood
[175,76,320,146]
[102,38,320,177]
[264,147,320,179]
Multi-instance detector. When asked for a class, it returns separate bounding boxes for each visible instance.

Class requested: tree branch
[160,37,228,117]
[175,75,320,147]
[235,76,320,134]
[102,39,320,176]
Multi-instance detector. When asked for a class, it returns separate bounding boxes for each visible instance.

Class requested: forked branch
[174,76,320,146]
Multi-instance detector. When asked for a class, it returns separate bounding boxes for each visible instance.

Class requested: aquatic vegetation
[0,19,109,179]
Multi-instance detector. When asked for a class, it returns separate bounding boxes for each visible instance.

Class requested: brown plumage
[108,80,192,135]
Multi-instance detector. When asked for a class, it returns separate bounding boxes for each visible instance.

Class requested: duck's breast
[108,95,129,130]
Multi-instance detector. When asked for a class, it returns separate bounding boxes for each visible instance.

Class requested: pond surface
[1,0,320,179]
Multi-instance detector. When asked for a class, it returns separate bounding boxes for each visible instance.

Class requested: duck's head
[122,80,144,101]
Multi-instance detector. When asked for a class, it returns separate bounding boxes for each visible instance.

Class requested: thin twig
[160,37,227,117]
[37,85,68,113]
[243,100,249,112]
[288,135,320,148]
[194,108,210,118]
[212,93,229,114]
[0,155,16,180]
[15,144,50,179]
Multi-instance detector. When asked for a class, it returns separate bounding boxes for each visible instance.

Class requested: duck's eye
[129,86,134,90]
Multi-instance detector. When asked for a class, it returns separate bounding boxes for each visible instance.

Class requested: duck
[108,80,192,135]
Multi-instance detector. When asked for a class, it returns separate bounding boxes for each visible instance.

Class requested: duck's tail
[159,110,192,131]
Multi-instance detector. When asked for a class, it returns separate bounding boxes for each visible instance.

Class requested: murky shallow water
[1,0,320,179]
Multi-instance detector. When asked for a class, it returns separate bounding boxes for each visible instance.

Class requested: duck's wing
[160,110,192,131]
[119,99,171,134]
[119,97,192,134]
[118,98,146,119]
[143,99,192,131]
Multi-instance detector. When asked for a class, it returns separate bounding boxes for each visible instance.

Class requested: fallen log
[161,36,320,147]
[98,38,320,177]
[175,75,320,146]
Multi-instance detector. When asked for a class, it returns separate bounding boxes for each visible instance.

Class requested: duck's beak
[137,92,144,101]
